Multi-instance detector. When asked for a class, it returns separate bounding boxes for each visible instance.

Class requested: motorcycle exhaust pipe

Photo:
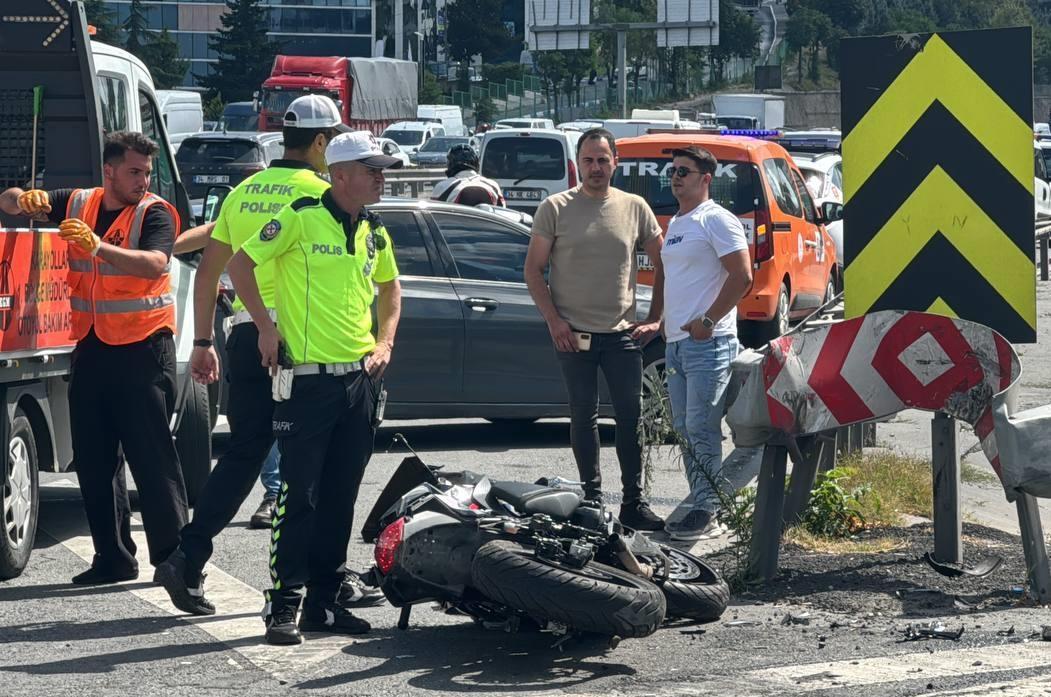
[610,534,654,579]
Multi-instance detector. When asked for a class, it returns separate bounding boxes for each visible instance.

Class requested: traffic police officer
[0,131,187,584]
[227,131,403,645]
[155,95,381,615]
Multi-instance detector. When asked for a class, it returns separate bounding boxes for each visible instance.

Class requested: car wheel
[641,340,671,442]
[176,381,212,507]
[0,411,39,580]
[824,274,836,307]
[752,284,790,347]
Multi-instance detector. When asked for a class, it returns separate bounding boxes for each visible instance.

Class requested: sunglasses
[671,166,701,178]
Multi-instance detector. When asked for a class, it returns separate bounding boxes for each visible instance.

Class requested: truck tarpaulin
[347,58,417,123]
[726,310,1051,502]
[0,228,74,356]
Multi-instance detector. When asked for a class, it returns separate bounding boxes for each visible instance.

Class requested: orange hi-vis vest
[65,188,179,345]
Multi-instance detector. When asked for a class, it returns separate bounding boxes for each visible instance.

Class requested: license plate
[505,189,543,201]
[194,175,229,184]
[637,252,653,271]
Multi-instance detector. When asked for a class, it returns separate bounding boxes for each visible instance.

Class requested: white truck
[712,93,786,130]
[0,0,213,579]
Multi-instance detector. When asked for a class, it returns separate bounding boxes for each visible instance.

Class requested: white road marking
[42,479,359,683]
[748,641,1051,691]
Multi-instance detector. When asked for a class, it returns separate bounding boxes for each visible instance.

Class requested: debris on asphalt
[923,552,1003,578]
[901,622,965,642]
[1042,626,1051,641]
[781,612,812,626]
[725,620,760,627]
[997,626,1016,637]
[829,619,867,630]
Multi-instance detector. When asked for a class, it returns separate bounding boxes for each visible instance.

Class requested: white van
[156,90,204,149]
[495,117,555,130]
[479,128,582,214]
[381,120,446,156]
[417,104,465,136]
[602,118,685,139]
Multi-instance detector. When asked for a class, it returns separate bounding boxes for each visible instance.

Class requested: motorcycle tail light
[374,517,405,575]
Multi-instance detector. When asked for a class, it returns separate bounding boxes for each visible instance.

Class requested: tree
[198,0,278,102]
[533,51,568,122]
[123,0,149,55]
[785,9,816,77]
[203,94,225,122]
[709,0,760,85]
[82,0,120,44]
[141,30,189,89]
[446,0,511,90]
[420,71,443,103]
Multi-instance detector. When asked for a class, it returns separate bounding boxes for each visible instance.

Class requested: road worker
[0,131,187,584]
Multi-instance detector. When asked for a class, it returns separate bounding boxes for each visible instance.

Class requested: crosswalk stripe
[41,480,358,683]
[747,641,1051,691]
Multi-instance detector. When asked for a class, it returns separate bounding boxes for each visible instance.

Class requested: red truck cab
[259,55,418,135]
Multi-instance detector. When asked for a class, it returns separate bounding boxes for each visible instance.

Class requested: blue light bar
[721,128,781,138]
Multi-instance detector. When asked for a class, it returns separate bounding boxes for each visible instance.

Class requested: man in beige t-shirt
[524,128,666,532]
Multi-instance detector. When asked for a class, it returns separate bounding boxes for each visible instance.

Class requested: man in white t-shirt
[661,145,753,541]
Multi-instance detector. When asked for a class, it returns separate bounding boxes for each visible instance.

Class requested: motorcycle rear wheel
[470,540,666,638]
[646,546,730,621]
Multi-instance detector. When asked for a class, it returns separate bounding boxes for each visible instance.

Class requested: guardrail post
[1016,493,1051,603]
[747,443,788,582]
[931,412,962,564]
[1041,235,1049,282]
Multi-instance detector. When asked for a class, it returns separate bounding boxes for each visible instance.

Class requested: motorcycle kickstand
[397,606,411,630]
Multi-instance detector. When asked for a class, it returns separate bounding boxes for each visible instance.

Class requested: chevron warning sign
[841,28,1036,343]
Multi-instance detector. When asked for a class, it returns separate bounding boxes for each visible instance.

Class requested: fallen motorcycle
[361,443,730,647]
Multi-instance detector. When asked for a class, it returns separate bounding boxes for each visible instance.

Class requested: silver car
[372,199,666,421]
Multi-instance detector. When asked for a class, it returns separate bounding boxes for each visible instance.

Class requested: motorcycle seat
[489,481,581,520]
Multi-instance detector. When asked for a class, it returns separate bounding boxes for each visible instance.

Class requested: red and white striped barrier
[727,310,1042,499]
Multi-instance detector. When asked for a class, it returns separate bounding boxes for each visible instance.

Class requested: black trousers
[266,369,377,613]
[181,322,275,573]
[70,329,188,571]
[555,330,645,505]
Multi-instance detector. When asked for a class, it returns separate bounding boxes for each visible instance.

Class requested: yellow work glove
[17,189,51,217]
[59,218,102,256]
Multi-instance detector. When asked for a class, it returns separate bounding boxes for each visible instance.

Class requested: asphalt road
[3,415,1050,697]
[6,283,1051,696]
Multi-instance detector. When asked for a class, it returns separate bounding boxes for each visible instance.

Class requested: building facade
[101,1,526,88]
[101,0,375,87]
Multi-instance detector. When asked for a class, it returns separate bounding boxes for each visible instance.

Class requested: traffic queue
[0,93,752,647]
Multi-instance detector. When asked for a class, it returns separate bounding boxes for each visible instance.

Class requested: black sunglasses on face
[671,166,701,178]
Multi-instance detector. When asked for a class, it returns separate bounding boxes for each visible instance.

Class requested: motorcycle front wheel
[470,540,666,638]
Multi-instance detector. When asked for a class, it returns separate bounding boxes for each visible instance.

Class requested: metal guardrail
[1037,221,1051,281]
[383,167,446,199]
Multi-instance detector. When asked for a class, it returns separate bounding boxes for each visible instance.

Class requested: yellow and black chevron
[841,28,1036,343]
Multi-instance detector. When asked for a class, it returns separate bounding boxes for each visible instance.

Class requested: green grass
[961,462,1000,486]
[836,452,933,528]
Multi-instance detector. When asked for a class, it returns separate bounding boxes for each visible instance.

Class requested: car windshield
[1041,149,1051,179]
[499,121,532,129]
[386,129,425,146]
[176,139,262,165]
[481,137,565,180]
[798,167,826,198]
[420,137,467,153]
[613,157,760,216]
[220,114,257,131]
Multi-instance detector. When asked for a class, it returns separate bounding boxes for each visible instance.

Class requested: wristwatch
[700,315,715,329]
[193,338,213,348]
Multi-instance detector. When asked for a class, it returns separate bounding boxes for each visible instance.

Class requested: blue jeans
[665,335,739,513]
[260,442,281,499]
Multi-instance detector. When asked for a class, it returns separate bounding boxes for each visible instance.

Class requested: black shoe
[337,570,386,608]
[667,509,725,541]
[249,496,277,530]
[265,605,303,645]
[153,549,215,616]
[298,603,371,636]
[71,564,138,585]
[619,501,665,532]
